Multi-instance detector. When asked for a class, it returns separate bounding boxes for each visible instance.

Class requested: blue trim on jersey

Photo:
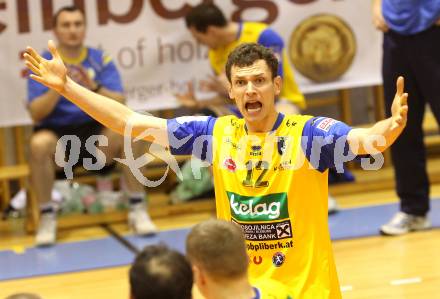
[244,113,284,134]
[167,115,356,172]
[27,47,123,127]
[257,28,284,78]
[272,113,284,131]
[167,116,216,162]
[301,117,353,172]
[252,287,261,299]
[237,22,243,39]
[382,0,440,34]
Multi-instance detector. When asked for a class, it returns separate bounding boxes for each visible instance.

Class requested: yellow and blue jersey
[168,114,354,298]
[252,278,293,299]
[27,47,123,127]
[208,22,305,109]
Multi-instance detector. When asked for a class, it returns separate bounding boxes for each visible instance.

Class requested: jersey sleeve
[167,116,217,162]
[257,28,284,78]
[301,117,355,172]
[95,53,124,93]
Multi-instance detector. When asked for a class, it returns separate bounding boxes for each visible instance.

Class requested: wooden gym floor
[0,170,440,299]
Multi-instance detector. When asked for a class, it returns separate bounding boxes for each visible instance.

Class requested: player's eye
[255,77,265,85]
[235,80,245,86]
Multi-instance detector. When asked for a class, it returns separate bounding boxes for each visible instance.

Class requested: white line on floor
[390,277,422,286]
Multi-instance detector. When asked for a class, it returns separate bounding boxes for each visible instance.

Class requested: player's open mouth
[245,101,262,113]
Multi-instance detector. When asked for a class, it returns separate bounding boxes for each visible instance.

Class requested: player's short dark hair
[226,43,279,83]
[186,219,249,280]
[185,3,227,33]
[129,244,193,299]
[53,5,85,27]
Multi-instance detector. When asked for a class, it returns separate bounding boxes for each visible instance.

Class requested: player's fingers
[29,74,45,85]
[199,79,209,87]
[400,106,408,116]
[48,40,62,60]
[23,53,40,69]
[396,76,404,95]
[207,74,218,82]
[26,46,42,63]
[400,93,408,106]
[25,61,41,76]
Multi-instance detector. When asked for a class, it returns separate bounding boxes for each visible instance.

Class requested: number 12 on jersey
[243,160,269,188]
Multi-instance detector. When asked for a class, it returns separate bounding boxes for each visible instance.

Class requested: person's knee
[30,131,57,161]
[97,128,123,162]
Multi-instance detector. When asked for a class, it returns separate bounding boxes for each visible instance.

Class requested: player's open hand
[390,76,408,131]
[24,40,67,93]
[175,81,200,108]
[200,73,229,96]
[68,65,96,90]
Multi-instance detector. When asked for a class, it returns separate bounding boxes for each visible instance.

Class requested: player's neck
[245,110,279,133]
[57,44,84,60]
[206,276,255,299]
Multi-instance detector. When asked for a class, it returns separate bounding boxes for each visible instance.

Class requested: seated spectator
[27,5,156,246]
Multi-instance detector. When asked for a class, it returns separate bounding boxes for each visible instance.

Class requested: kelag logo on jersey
[227,191,288,221]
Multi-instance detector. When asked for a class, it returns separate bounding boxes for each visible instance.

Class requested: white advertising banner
[0,0,382,127]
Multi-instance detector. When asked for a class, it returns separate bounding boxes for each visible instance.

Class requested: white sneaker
[328,196,339,214]
[35,212,57,246]
[128,203,157,235]
[380,212,431,236]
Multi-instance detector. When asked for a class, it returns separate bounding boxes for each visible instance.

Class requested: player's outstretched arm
[347,76,408,155]
[24,40,168,146]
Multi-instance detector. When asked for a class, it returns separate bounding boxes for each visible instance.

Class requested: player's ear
[274,75,282,96]
[228,87,235,104]
[192,264,204,285]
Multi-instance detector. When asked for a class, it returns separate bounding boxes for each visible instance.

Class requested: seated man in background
[129,244,193,299]
[27,5,156,246]
[181,3,304,114]
[187,219,293,299]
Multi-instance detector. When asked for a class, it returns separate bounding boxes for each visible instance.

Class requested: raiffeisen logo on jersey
[227,191,288,221]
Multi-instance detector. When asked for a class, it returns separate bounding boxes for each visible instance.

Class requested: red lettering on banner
[231,0,278,24]
[150,0,212,20]
[0,2,8,33]
[17,0,86,33]
[98,0,143,25]
[8,0,341,34]
[16,0,30,33]
[287,0,318,4]
[288,0,344,3]
[0,1,6,34]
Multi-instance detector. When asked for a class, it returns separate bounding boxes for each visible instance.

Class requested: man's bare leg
[29,130,59,245]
